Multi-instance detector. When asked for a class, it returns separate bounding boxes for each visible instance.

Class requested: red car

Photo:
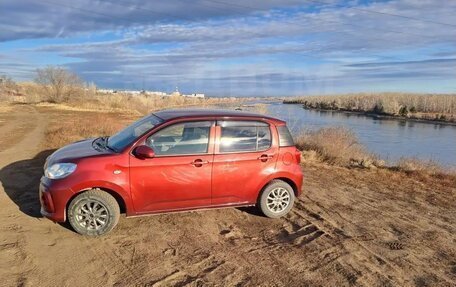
[40,109,303,236]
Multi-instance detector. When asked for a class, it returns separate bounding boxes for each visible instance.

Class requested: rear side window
[219,121,272,153]
[277,125,294,147]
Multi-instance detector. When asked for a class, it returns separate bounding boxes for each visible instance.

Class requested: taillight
[295,148,301,163]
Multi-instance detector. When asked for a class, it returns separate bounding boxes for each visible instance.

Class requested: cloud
[1,0,456,95]
[345,58,456,68]
[0,0,304,41]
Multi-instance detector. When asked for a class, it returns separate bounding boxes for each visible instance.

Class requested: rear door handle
[258,154,274,162]
[190,159,209,167]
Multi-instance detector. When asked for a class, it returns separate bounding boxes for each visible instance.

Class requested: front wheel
[259,180,295,218]
[67,189,120,236]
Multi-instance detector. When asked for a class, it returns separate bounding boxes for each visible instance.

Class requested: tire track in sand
[0,105,47,286]
[0,105,47,167]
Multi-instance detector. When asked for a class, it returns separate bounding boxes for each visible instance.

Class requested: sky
[1,0,456,96]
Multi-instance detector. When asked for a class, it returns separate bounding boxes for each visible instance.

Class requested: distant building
[123,90,141,95]
[171,86,181,97]
[148,91,167,96]
[183,93,205,98]
[97,89,115,94]
[97,86,204,98]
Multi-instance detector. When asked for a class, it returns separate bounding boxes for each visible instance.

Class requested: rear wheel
[67,189,120,236]
[259,180,295,218]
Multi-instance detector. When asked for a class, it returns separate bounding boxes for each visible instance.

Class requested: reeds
[285,93,456,122]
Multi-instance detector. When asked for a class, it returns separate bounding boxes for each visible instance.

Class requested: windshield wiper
[103,136,118,153]
[92,137,105,151]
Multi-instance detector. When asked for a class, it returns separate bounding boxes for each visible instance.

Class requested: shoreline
[283,102,456,126]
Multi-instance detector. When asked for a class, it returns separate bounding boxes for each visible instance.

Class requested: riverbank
[283,103,456,126]
[284,92,456,124]
[295,126,456,177]
[265,102,456,167]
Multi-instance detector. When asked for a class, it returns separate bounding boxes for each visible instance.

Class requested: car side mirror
[134,145,155,159]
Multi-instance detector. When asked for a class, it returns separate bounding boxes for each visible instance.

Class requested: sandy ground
[0,104,455,287]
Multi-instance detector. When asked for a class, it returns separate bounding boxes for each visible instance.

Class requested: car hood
[46,138,112,166]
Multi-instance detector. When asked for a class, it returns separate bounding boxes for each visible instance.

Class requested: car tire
[67,189,120,236]
[259,180,295,218]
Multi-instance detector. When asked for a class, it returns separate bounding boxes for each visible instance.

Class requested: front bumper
[39,177,74,222]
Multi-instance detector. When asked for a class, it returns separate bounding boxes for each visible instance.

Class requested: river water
[263,102,456,167]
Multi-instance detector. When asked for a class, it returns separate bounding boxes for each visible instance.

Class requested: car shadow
[236,206,265,218]
[0,149,55,218]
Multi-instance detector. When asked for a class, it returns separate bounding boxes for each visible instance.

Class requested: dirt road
[0,105,455,286]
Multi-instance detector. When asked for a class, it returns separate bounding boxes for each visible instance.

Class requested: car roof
[153,108,285,124]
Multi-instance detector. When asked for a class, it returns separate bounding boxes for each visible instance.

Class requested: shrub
[294,127,377,167]
[372,103,384,114]
[399,106,408,117]
[0,75,18,93]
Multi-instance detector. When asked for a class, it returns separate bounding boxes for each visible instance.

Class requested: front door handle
[258,154,274,162]
[190,159,209,167]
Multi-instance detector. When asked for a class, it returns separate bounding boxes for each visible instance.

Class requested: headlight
[45,163,77,179]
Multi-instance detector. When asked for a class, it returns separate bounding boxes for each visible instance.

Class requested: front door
[129,121,215,213]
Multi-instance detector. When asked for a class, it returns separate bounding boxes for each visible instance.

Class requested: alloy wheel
[75,200,109,231]
[266,187,291,213]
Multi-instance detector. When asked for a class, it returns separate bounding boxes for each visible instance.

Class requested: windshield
[107,114,163,152]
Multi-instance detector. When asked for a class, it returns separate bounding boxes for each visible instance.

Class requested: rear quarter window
[277,125,295,147]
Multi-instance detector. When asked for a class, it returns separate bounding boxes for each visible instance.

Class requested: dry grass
[294,127,380,167]
[391,158,456,185]
[81,92,241,114]
[0,104,13,113]
[395,157,456,176]
[1,81,44,103]
[44,113,132,149]
[285,92,456,122]
[252,103,269,114]
[2,82,243,115]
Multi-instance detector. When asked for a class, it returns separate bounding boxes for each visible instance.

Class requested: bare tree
[0,75,19,95]
[34,66,83,103]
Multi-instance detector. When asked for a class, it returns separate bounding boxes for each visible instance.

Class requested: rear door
[211,120,278,205]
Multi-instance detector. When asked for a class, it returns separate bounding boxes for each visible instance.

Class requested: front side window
[146,121,212,156]
[219,121,272,153]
